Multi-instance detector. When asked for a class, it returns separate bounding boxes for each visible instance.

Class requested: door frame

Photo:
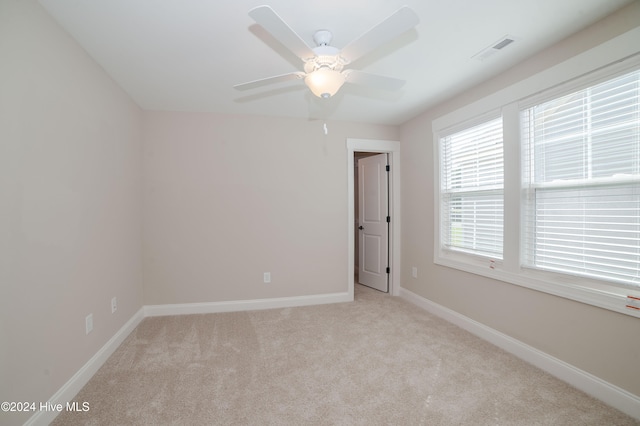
[347,138,401,299]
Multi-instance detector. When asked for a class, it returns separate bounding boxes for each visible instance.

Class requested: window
[433,47,640,317]
[439,117,504,259]
[521,70,640,287]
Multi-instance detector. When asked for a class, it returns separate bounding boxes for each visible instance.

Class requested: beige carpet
[53,285,638,425]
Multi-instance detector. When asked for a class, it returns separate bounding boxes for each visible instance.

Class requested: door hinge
[386,216,391,223]
[385,165,390,172]
[386,267,390,274]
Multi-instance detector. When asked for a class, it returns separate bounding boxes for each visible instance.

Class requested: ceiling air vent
[472,35,517,61]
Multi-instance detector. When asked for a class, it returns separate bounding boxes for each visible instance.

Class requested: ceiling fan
[234,5,419,99]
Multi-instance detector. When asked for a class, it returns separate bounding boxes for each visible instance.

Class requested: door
[358,153,389,292]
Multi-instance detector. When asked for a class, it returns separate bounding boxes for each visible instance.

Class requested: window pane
[445,192,503,257]
[528,71,640,184]
[444,120,504,190]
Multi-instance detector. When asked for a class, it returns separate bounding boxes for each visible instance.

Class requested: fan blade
[340,6,419,63]
[248,5,315,61]
[343,70,405,91]
[234,72,305,91]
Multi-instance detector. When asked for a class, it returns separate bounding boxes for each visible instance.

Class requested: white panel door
[358,154,389,292]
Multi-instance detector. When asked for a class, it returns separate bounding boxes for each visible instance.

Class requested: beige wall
[400,1,640,397]
[142,111,398,304]
[0,1,143,424]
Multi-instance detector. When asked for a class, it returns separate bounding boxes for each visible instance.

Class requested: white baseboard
[25,308,145,426]
[144,292,352,316]
[399,287,640,420]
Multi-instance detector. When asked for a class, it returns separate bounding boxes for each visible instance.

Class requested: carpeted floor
[52,284,639,425]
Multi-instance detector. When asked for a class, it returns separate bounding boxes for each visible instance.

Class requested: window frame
[520,71,640,288]
[432,33,640,318]
[438,113,505,260]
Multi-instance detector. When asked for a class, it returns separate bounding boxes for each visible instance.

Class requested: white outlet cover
[264,272,271,283]
[412,267,418,278]
[111,297,117,313]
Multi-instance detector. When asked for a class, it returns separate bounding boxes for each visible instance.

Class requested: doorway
[356,153,389,292]
[347,138,401,301]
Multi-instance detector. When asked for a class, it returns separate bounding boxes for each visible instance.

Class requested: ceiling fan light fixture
[305,67,345,98]
[236,6,419,99]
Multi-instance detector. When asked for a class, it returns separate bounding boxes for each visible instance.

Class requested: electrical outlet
[111,297,117,314]
[263,272,271,283]
[85,314,93,335]
[412,266,418,279]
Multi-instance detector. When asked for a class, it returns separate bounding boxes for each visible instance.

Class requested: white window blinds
[440,117,504,258]
[522,69,640,287]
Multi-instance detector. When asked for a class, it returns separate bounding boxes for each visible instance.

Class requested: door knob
[358,226,364,230]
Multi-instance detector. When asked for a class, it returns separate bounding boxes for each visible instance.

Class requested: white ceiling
[39,0,633,125]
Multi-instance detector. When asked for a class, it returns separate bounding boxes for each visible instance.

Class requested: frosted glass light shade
[305,68,345,98]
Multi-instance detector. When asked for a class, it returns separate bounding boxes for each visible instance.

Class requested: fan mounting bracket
[313,30,333,46]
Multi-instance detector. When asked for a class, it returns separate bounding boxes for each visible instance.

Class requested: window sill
[435,250,640,319]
